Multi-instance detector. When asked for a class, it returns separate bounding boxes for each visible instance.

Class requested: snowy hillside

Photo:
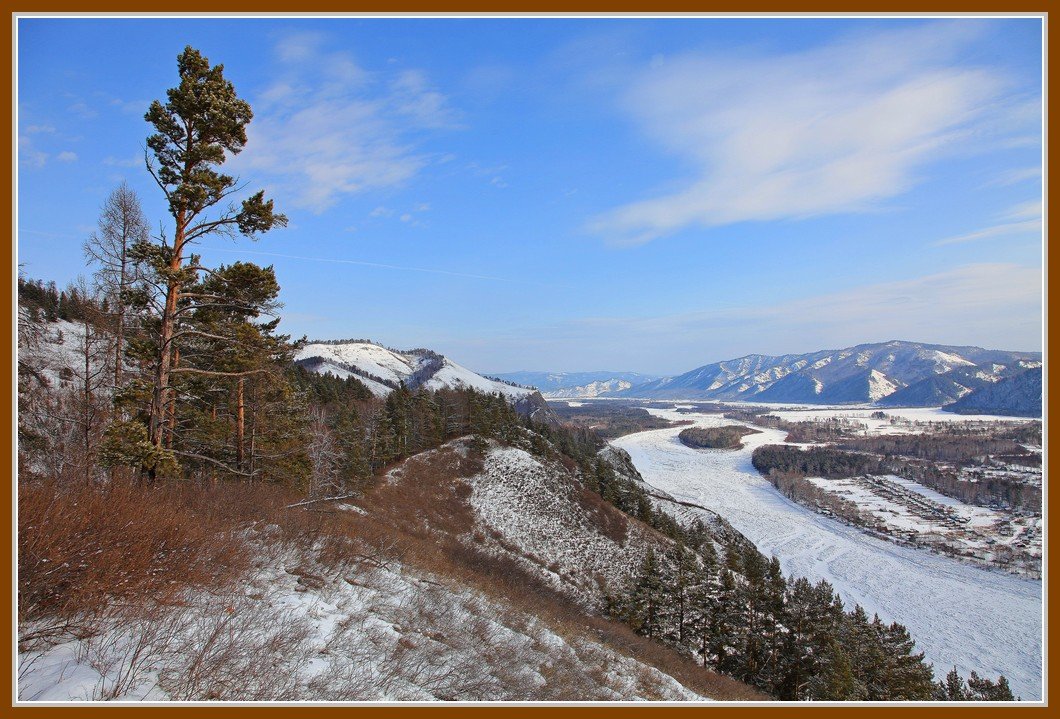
[18,532,709,701]
[544,379,633,399]
[493,371,658,394]
[616,341,1040,405]
[296,340,535,401]
[945,367,1042,417]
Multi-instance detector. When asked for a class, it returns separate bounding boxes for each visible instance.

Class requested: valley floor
[612,410,1044,700]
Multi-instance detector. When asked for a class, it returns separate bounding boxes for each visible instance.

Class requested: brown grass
[15,478,350,645]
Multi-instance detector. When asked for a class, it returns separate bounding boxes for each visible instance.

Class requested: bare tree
[306,408,343,498]
[69,278,114,484]
[83,182,149,391]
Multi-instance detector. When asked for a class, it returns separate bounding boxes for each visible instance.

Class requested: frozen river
[612,410,1043,700]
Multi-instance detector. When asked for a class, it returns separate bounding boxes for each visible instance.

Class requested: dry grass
[18,479,252,646]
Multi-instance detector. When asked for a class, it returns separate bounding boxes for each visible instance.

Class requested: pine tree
[935,667,969,700]
[879,621,936,700]
[807,639,866,700]
[967,672,1015,701]
[141,46,286,477]
[628,548,666,640]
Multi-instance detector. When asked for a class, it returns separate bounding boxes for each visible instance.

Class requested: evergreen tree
[935,667,969,701]
[628,548,666,640]
[141,46,286,476]
[967,672,1015,701]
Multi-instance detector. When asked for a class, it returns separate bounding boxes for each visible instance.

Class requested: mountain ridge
[564,340,1041,406]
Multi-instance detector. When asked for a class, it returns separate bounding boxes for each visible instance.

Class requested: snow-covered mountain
[543,379,633,399]
[491,371,658,394]
[944,366,1043,417]
[295,340,537,401]
[611,341,1041,405]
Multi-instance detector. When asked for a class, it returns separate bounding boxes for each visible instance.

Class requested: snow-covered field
[767,406,1032,434]
[612,410,1043,700]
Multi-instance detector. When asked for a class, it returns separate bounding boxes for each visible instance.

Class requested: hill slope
[944,367,1043,417]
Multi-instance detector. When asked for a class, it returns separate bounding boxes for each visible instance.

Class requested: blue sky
[16,16,1043,375]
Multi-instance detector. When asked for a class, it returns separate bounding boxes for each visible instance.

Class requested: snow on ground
[19,536,707,702]
[296,342,420,386]
[796,474,1039,570]
[466,445,650,603]
[767,406,1031,432]
[424,360,533,400]
[20,320,96,388]
[612,411,1043,700]
[297,342,532,400]
[303,361,394,397]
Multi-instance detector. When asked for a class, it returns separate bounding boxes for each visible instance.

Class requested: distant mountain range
[542,378,635,399]
[491,371,659,394]
[521,341,1042,415]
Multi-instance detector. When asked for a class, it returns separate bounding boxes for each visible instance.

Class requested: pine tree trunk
[147,214,185,480]
[236,377,245,471]
[165,347,180,449]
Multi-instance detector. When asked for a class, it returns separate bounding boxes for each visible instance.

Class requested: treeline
[549,404,685,440]
[292,366,533,497]
[18,276,101,325]
[606,542,950,700]
[836,435,1030,464]
[752,445,879,479]
[679,425,759,450]
[528,431,1007,701]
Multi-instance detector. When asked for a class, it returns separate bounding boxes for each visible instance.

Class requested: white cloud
[67,101,97,119]
[233,33,459,212]
[1001,199,1042,222]
[591,23,1032,245]
[987,166,1041,187]
[56,151,78,162]
[23,124,54,134]
[935,199,1042,246]
[103,153,142,168]
[109,97,149,115]
[18,135,47,167]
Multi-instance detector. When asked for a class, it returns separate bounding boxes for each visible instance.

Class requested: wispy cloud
[18,135,47,167]
[590,23,1033,245]
[233,33,460,212]
[56,151,78,162]
[935,199,1042,246]
[452,263,1042,373]
[201,246,520,283]
[103,153,142,168]
[67,101,96,119]
[986,166,1041,187]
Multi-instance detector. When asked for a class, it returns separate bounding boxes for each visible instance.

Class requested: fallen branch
[285,493,359,509]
